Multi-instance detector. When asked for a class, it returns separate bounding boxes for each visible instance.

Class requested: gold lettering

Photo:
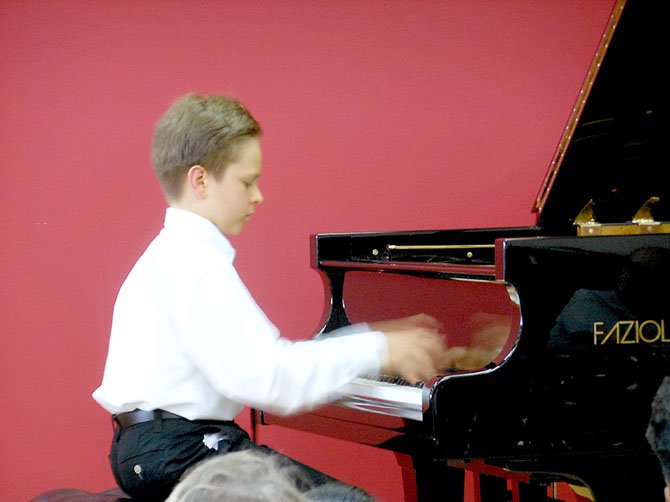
[618,320,636,344]
[593,319,668,345]
[600,322,619,345]
[639,320,662,343]
[593,321,606,345]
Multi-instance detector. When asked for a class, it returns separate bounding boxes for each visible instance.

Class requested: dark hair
[151,93,261,201]
[647,376,670,484]
[617,247,670,317]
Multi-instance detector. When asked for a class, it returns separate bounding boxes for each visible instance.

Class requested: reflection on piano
[255,1,668,500]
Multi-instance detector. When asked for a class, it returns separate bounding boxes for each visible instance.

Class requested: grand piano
[255,1,668,500]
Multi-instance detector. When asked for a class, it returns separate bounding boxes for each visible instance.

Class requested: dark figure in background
[647,376,670,502]
[550,246,670,351]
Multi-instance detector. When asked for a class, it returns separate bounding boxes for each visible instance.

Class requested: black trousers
[109,415,338,501]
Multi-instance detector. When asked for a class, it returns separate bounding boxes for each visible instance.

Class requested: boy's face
[203,137,263,236]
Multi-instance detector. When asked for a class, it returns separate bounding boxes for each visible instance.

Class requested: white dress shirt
[93,208,387,420]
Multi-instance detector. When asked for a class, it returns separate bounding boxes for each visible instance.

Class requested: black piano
[255,1,668,500]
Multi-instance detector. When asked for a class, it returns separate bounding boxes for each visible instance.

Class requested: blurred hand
[380,326,448,384]
[441,346,499,371]
[369,313,444,333]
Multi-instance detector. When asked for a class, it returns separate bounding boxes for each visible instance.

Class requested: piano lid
[533,0,665,231]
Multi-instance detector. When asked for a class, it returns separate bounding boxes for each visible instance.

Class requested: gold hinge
[576,197,669,236]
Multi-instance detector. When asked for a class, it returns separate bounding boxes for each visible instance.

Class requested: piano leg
[477,468,550,502]
[407,458,547,501]
[396,451,663,501]
[395,453,419,502]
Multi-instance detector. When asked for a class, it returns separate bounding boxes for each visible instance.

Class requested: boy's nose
[253,187,263,204]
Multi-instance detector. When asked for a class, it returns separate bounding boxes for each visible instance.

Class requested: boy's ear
[186,165,208,198]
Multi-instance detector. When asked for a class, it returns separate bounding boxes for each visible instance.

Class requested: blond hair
[151,93,261,201]
[165,450,310,502]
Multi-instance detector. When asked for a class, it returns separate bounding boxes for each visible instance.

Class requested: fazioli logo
[593,320,667,345]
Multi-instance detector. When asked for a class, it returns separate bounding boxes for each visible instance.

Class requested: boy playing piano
[93,93,448,501]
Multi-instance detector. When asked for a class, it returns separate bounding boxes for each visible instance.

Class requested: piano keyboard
[333,375,424,421]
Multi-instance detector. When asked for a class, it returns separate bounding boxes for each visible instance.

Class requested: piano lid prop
[533,0,666,237]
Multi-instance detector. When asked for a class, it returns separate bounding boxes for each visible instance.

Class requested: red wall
[0,1,615,500]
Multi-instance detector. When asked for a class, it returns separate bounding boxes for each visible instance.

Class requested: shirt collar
[163,207,236,260]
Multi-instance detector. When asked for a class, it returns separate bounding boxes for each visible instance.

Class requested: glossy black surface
[429,235,670,464]
[312,229,670,501]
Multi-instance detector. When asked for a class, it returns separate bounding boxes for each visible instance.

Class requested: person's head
[165,450,310,502]
[305,482,378,502]
[647,376,670,502]
[151,93,263,235]
[617,247,670,316]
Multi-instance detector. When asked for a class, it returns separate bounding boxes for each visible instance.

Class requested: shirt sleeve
[172,257,387,416]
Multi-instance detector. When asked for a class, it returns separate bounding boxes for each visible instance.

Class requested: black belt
[113,409,184,428]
